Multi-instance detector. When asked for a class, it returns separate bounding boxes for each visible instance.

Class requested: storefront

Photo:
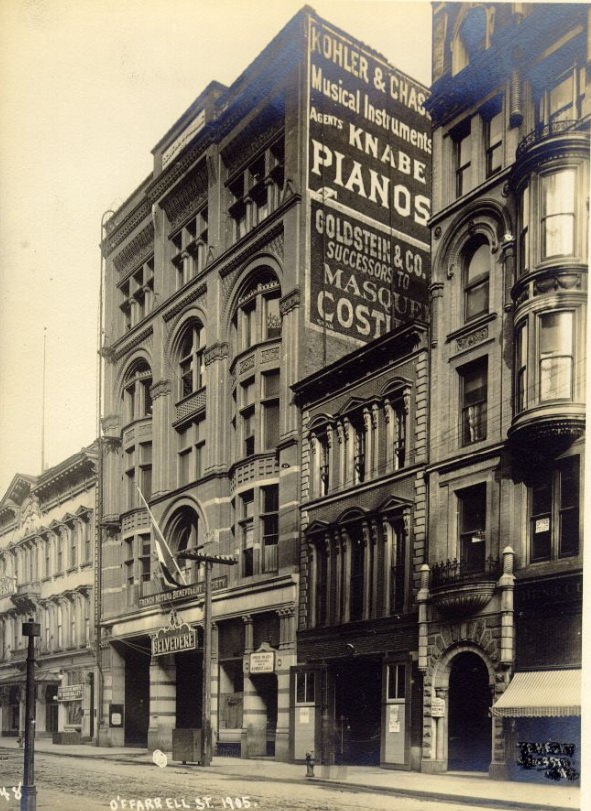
[491,669,581,785]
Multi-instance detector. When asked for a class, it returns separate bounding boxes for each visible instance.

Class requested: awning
[491,669,581,718]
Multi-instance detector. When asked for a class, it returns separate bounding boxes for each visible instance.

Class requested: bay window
[515,321,528,413]
[539,311,573,401]
[541,169,576,259]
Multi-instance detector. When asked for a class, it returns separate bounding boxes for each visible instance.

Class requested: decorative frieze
[162,282,207,322]
[161,164,208,232]
[113,224,155,277]
[456,325,489,352]
[280,288,300,315]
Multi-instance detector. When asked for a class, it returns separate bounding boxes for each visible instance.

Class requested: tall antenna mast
[41,326,47,473]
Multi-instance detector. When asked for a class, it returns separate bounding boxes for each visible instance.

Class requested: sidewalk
[0,737,581,811]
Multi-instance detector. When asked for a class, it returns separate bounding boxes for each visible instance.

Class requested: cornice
[102,199,152,257]
[161,163,208,232]
[218,221,284,278]
[112,325,153,363]
[163,282,207,322]
[147,126,216,203]
[113,223,155,278]
[280,288,300,315]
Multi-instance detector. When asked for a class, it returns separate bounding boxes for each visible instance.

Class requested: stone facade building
[293,322,428,768]
[421,2,586,782]
[98,7,430,761]
[0,445,98,743]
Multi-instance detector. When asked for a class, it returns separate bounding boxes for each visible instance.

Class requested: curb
[0,746,577,811]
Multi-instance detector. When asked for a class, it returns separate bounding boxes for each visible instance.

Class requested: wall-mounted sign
[307,17,431,343]
[249,649,275,674]
[431,697,445,718]
[57,684,83,702]
[109,704,124,728]
[139,575,227,608]
[151,609,197,657]
[162,109,205,167]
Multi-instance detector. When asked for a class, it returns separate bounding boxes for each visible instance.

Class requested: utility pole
[177,550,236,766]
[21,618,40,811]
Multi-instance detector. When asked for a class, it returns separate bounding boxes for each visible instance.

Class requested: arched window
[232,270,281,354]
[167,506,201,585]
[178,321,206,400]
[122,360,153,423]
[463,239,491,321]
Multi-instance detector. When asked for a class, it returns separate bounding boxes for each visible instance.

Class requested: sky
[0,0,432,497]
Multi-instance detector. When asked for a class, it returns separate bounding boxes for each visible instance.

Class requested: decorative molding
[260,346,280,364]
[113,224,154,277]
[219,222,283,278]
[147,129,215,203]
[222,117,284,178]
[161,164,208,232]
[163,282,207,322]
[204,342,229,366]
[102,200,152,257]
[112,326,153,362]
[239,355,256,375]
[456,325,489,352]
[280,287,300,315]
[150,379,171,400]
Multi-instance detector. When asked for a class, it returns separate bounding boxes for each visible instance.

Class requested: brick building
[293,322,428,768]
[0,445,98,743]
[98,6,430,761]
[421,3,586,782]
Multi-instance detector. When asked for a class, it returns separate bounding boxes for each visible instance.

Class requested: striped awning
[491,669,581,718]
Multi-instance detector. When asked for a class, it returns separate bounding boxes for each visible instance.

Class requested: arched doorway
[448,651,491,771]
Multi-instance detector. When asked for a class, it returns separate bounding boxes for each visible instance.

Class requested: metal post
[21,619,40,811]
[177,550,236,767]
[201,560,212,767]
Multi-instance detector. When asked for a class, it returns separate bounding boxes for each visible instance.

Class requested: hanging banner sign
[307,17,431,341]
[151,625,197,657]
[57,684,83,702]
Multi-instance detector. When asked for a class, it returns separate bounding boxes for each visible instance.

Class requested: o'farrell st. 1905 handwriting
[0,783,21,802]
[109,798,258,810]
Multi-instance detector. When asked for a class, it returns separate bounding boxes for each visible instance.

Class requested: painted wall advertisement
[308,17,431,341]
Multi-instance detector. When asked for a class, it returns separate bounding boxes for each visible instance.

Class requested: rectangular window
[70,527,77,568]
[387,664,406,700]
[530,457,579,562]
[243,406,256,456]
[458,484,486,575]
[83,518,92,563]
[296,671,316,704]
[140,534,151,583]
[140,442,152,500]
[124,538,135,586]
[264,296,282,339]
[261,485,279,573]
[460,358,488,444]
[56,532,63,573]
[519,184,529,275]
[391,521,406,612]
[454,120,472,197]
[515,321,528,413]
[539,311,573,401]
[350,538,365,621]
[541,170,575,258]
[178,418,205,485]
[241,492,255,577]
[483,98,503,176]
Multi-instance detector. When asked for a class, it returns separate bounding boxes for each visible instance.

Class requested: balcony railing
[431,556,500,588]
[516,119,589,159]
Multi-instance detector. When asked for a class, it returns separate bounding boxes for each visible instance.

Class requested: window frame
[457,483,487,575]
[171,206,209,289]
[463,239,491,322]
[178,322,206,401]
[538,310,574,402]
[529,457,580,563]
[459,357,488,446]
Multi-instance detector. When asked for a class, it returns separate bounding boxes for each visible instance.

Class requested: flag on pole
[136,487,186,589]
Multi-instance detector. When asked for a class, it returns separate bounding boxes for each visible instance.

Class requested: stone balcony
[429,556,500,618]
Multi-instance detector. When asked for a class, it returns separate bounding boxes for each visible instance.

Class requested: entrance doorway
[45,685,58,733]
[175,648,202,729]
[333,659,381,765]
[124,644,150,746]
[448,652,491,771]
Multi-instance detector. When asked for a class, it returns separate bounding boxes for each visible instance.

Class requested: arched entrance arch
[431,644,495,773]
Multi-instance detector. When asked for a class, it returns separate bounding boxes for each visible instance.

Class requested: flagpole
[136,486,187,585]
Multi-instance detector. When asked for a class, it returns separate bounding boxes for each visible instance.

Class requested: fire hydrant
[305,751,315,778]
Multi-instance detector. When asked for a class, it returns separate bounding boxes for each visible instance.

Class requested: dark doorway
[448,652,491,771]
[333,658,381,765]
[251,673,277,756]
[45,685,58,733]
[124,643,150,746]
[175,648,202,729]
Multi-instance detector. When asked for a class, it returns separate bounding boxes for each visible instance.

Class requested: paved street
[0,749,541,811]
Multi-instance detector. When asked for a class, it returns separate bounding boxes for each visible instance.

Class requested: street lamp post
[177,550,236,766]
[21,618,40,811]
